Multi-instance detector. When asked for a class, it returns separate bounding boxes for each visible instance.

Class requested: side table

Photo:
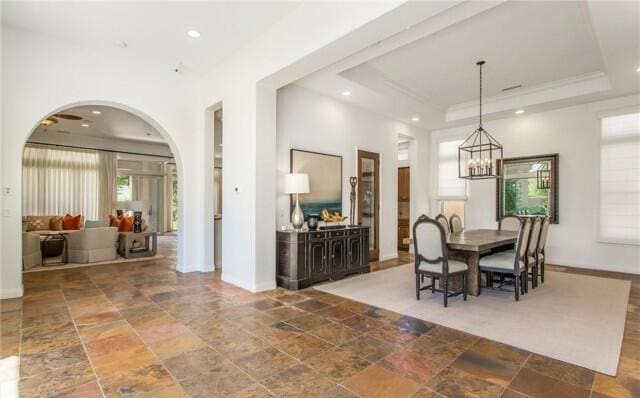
[118,231,157,259]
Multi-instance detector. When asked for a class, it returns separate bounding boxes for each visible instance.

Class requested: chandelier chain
[479,62,483,127]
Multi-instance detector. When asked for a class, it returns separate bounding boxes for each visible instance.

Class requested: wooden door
[397,167,410,251]
[357,150,380,261]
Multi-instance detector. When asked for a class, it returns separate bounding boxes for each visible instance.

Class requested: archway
[19,100,185,274]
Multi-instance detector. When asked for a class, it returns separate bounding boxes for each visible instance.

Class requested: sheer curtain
[22,145,117,219]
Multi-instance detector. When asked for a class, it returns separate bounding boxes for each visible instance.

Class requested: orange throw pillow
[118,216,134,232]
[62,214,82,230]
[108,214,120,227]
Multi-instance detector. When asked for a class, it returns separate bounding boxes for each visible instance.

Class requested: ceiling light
[91,110,101,115]
[81,123,90,127]
[187,30,201,38]
[637,67,640,72]
[458,60,503,180]
[515,109,525,115]
[342,91,351,96]
[411,116,420,122]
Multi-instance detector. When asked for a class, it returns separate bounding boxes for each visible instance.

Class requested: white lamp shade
[284,173,310,194]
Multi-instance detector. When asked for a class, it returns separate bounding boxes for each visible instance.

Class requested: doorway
[213,109,223,269]
[357,149,380,261]
[397,166,410,251]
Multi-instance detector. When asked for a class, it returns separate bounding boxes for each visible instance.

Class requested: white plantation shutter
[437,140,466,198]
[600,113,640,244]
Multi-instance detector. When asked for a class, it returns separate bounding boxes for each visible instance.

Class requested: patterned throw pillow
[25,216,50,232]
[118,216,134,232]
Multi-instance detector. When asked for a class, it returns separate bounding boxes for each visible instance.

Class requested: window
[117,175,132,202]
[599,112,640,244]
[437,139,466,198]
[398,141,409,161]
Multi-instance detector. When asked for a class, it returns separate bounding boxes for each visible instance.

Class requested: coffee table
[118,231,157,259]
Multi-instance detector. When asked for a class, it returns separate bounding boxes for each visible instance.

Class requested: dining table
[445,229,519,296]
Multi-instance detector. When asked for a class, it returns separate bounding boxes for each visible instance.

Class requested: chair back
[412,215,449,274]
[435,214,450,234]
[527,217,543,258]
[538,216,551,254]
[513,218,532,273]
[449,214,463,233]
[499,215,522,231]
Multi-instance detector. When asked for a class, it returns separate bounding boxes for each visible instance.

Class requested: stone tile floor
[1,236,638,397]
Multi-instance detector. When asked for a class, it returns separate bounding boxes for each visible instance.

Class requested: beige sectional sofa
[66,227,119,263]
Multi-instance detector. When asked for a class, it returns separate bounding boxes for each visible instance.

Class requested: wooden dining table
[446,229,518,296]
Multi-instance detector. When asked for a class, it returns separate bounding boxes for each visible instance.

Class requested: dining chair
[537,217,551,283]
[479,217,531,301]
[413,215,468,307]
[435,214,451,234]
[449,214,463,233]
[498,215,522,231]
[525,216,543,291]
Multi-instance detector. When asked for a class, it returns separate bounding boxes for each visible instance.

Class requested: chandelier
[458,61,503,180]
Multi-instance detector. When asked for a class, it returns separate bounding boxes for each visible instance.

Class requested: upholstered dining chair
[413,215,468,307]
[536,217,551,283]
[435,214,450,234]
[498,215,522,231]
[479,217,532,301]
[449,214,463,233]
[525,217,543,291]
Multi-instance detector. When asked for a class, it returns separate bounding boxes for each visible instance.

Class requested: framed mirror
[496,154,559,223]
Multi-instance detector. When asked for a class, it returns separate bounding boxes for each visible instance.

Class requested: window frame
[433,136,468,201]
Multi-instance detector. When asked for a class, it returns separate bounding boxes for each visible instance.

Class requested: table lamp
[284,173,309,229]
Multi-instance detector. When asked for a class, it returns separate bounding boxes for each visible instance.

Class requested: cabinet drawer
[348,229,361,236]
[329,230,346,238]
[309,232,326,240]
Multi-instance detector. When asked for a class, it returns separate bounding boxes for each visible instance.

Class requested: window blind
[437,139,466,198]
[600,113,640,244]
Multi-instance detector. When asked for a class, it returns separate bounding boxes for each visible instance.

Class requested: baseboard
[548,259,640,276]
[379,252,399,262]
[221,272,253,292]
[254,280,277,292]
[1,286,23,299]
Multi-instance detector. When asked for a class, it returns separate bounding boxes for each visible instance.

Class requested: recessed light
[342,90,351,96]
[515,109,525,115]
[91,110,101,115]
[636,67,640,72]
[187,30,201,38]
[411,116,420,122]
[81,123,90,127]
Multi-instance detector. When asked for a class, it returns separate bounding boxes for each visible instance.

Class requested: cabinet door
[347,237,362,269]
[329,238,346,274]
[308,240,328,280]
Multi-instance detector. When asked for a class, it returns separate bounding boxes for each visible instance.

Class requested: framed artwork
[290,149,342,220]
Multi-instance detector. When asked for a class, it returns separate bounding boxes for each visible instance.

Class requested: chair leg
[463,274,467,301]
[431,276,435,294]
[443,278,448,308]
[416,273,420,300]
[541,262,545,283]
[515,276,520,301]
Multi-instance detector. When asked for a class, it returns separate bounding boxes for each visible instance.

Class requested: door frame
[357,149,380,262]
[397,166,410,251]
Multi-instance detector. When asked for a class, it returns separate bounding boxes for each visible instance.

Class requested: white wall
[431,94,640,274]
[0,26,202,298]
[276,84,429,260]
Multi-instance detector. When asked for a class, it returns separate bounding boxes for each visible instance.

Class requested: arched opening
[20,102,183,272]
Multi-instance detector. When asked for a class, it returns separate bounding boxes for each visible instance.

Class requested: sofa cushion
[63,214,82,230]
[118,216,134,232]
[85,219,109,229]
[50,216,63,231]
[108,214,120,227]
[25,216,53,232]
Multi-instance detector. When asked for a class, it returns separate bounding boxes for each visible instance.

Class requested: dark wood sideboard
[276,226,370,290]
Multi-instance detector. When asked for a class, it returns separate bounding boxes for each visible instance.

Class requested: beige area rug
[23,254,165,273]
[315,264,630,376]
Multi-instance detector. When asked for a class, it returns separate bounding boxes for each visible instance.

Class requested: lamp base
[291,194,304,229]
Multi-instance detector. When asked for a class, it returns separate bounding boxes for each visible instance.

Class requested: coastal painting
[290,149,342,220]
